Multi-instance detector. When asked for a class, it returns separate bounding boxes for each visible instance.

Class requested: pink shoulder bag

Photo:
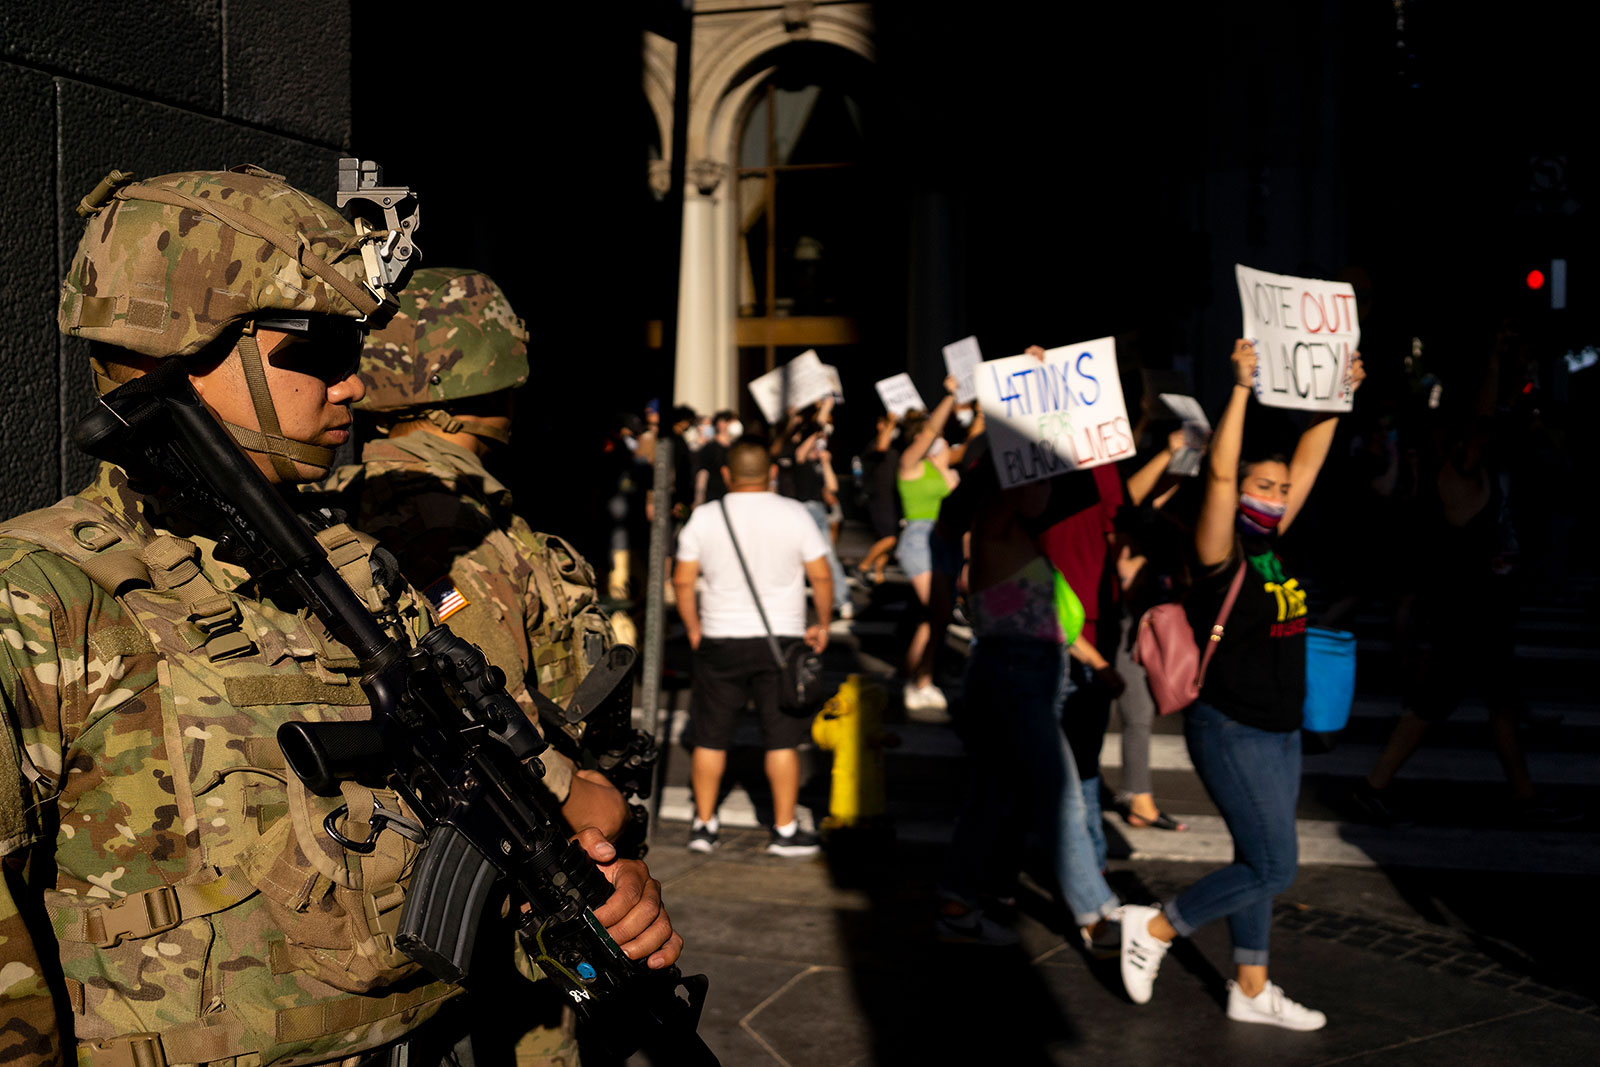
[1134,561,1247,716]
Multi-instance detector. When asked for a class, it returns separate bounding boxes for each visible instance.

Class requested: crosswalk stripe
[654,787,1600,876]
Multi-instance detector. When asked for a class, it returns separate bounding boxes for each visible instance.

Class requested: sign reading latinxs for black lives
[973,337,1135,489]
[1236,264,1361,413]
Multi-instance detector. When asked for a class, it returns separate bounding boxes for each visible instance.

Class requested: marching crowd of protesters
[588,309,1581,1032]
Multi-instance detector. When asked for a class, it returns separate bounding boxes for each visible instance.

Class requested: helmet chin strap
[421,407,513,445]
[223,332,337,480]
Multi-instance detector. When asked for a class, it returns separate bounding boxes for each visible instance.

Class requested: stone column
[674,159,729,415]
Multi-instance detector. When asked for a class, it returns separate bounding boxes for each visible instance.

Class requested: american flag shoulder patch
[424,576,469,620]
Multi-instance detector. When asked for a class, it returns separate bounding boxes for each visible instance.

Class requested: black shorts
[689,638,814,751]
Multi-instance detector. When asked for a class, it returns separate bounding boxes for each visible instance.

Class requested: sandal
[1124,810,1188,832]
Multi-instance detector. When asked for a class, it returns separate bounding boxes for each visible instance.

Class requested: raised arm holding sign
[1236,264,1361,413]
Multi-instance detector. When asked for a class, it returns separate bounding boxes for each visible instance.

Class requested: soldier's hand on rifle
[562,769,631,842]
[577,827,684,970]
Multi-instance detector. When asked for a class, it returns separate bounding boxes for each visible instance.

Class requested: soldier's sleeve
[0,545,105,1066]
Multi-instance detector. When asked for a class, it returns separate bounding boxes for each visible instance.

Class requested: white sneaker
[837,600,855,620]
[1119,904,1171,1005]
[1226,980,1327,1031]
[904,684,952,724]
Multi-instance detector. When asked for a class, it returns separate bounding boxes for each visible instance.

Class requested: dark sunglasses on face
[254,315,364,383]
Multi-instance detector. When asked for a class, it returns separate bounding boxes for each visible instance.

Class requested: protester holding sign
[897,376,962,715]
[856,412,904,585]
[1120,339,1364,1031]
[935,452,1126,962]
[777,396,853,621]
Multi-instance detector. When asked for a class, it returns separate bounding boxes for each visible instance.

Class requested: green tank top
[897,459,952,521]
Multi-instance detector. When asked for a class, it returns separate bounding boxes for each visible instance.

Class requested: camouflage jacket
[0,465,456,1067]
[316,434,615,804]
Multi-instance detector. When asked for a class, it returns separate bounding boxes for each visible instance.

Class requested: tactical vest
[512,530,613,711]
[0,492,457,1067]
[320,440,615,711]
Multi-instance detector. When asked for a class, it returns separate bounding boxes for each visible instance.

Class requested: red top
[1038,464,1123,645]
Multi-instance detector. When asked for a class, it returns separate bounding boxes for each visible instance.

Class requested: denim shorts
[896,519,935,577]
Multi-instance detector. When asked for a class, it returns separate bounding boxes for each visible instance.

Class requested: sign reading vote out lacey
[747,349,840,424]
[874,373,924,416]
[1236,264,1361,412]
[973,337,1134,488]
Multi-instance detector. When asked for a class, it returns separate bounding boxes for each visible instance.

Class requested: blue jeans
[803,500,848,610]
[1056,660,1108,871]
[1165,701,1302,965]
[940,638,1119,927]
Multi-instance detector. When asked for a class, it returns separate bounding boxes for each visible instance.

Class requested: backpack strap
[1196,560,1248,689]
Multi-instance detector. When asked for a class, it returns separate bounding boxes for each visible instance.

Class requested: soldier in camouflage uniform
[317,268,628,843]
[0,169,679,1067]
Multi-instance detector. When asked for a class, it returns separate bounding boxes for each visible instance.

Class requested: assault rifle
[73,359,717,1065]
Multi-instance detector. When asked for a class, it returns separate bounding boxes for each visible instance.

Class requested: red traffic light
[1527,269,1546,290]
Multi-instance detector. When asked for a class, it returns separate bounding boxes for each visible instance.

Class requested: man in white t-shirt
[672,439,833,857]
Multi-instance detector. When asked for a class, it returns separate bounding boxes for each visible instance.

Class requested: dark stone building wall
[0,2,352,510]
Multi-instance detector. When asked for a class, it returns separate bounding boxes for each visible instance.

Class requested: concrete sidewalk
[648,827,1600,1066]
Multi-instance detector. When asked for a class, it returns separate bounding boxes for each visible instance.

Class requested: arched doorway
[729,48,878,424]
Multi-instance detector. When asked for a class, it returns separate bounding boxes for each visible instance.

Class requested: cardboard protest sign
[822,364,845,402]
[1158,393,1211,477]
[1236,264,1360,412]
[874,373,925,416]
[942,336,983,404]
[973,337,1134,489]
[747,349,838,423]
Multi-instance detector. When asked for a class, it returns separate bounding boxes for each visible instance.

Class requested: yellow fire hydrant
[811,674,896,833]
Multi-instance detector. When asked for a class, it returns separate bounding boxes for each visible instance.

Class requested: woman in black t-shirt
[1118,338,1365,1031]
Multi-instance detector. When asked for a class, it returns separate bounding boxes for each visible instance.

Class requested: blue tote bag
[1303,626,1356,749]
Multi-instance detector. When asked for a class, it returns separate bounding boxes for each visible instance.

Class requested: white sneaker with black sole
[1119,903,1171,1005]
[687,823,719,853]
[766,825,821,857]
[1226,980,1327,1031]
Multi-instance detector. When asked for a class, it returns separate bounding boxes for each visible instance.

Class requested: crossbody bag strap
[718,500,787,670]
[1196,560,1249,688]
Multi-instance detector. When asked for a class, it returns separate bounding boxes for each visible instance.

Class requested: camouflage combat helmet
[59,165,389,480]
[356,267,529,444]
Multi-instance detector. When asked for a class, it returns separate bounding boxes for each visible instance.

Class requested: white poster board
[746,349,838,424]
[972,337,1134,488]
[822,364,845,403]
[1158,393,1211,477]
[1236,264,1360,412]
[942,336,984,404]
[874,373,924,416]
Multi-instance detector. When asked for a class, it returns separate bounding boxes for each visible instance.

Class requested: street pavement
[636,526,1600,1066]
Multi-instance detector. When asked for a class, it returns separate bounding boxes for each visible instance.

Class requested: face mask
[955,408,975,427]
[725,420,743,440]
[1237,493,1286,536]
